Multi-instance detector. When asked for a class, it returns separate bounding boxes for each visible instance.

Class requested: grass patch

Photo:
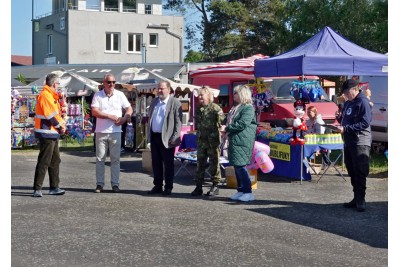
[369,151,388,174]
[306,149,388,176]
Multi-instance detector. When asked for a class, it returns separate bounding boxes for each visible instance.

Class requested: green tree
[207,0,292,58]
[16,74,28,85]
[184,49,205,62]
[164,0,387,61]
[164,0,215,60]
[282,0,388,54]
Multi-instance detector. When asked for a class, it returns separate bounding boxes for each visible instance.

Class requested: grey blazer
[146,95,182,148]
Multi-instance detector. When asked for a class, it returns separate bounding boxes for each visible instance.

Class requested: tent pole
[300,74,305,183]
[191,92,195,131]
[81,96,83,127]
[80,96,85,146]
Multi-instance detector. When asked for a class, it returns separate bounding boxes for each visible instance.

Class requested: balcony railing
[35,5,139,18]
[105,7,118,12]
[123,8,137,13]
[86,5,100,11]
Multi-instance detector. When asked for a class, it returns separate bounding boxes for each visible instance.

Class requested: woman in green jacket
[223,85,257,202]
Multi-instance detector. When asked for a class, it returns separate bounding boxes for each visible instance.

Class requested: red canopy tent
[189,54,269,79]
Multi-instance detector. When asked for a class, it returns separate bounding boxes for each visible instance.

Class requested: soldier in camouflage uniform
[191,86,225,196]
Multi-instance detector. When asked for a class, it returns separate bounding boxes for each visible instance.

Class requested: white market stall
[11,70,100,148]
[114,68,219,151]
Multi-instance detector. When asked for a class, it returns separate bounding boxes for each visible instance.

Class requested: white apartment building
[32,0,184,65]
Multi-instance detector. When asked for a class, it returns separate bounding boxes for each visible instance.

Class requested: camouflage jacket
[195,103,225,147]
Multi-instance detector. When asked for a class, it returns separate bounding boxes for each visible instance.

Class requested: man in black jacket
[336,79,372,212]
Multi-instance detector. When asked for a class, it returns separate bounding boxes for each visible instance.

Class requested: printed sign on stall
[268,141,291,161]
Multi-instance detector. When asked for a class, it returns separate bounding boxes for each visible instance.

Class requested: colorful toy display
[257,127,292,144]
[289,100,308,145]
[290,80,324,103]
[247,141,274,173]
[255,151,274,173]
[11,93,92,148]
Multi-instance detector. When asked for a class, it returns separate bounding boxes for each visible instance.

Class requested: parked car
[257,78,338,127]
[359,76,388,144]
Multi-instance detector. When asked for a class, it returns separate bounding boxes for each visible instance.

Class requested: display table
[256,138,344,181]
[178,133,197,151]
[175,134,229,178]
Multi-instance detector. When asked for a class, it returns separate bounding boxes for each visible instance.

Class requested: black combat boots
[191,184,203,196]
[343,198,356,208]
[343,193,356,208]
[355,191,366,212]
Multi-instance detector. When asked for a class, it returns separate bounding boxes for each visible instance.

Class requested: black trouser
[344,145,370,200]
[33,138,61,190]
[150,132,175,190]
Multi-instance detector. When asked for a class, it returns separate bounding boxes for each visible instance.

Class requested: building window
[106,32,120,52]
[34,21,40,32]
[149,34,158,47]
[60,17,65,30]
[105,0,118,11]
[86,0,100,10]
[47,35,53,55]
[123,0,136,12]
[145,4,152,14]
[128,33,142,52]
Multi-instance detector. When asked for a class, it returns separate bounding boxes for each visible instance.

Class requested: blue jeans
[234,165,252,193]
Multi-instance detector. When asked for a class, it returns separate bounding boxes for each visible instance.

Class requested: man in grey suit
[146,81,182,195]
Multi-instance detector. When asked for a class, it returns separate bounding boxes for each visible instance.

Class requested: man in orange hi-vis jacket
[32,73,66,197]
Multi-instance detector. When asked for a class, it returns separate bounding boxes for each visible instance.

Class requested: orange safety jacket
[34,85,65,139]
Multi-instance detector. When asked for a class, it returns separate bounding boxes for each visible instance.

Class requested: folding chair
[174,150,197,178]
[316,150,346,183]
[303,154,322,180]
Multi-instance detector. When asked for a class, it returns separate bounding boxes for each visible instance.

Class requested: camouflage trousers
[195,144,221,185]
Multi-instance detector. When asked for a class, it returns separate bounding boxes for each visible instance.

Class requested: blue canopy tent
[254,26,388,77]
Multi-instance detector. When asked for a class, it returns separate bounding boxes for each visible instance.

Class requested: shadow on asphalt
[247,200,388,249]
[11,185,388,250]
[206,196,388,250]
[62,150,143,159]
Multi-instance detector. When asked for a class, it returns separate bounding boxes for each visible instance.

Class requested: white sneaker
[32,190,43,197]
[238,193,255,202]
[230,192,244,200]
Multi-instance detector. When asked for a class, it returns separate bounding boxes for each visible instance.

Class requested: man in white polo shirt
[91,74,133,193]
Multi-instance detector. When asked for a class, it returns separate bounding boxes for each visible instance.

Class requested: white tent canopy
[137,68,220,97]
[22,70,100,97]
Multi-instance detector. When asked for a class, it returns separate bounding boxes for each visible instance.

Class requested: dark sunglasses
[106,81,116,84]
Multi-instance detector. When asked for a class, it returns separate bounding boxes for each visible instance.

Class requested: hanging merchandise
[75,104,81,116]
[11,129,24,148]
[11,92,92,148]
[125,122,135,148]
[249,80,274,116]
[12,96,35,128]
[63,116,86,144]
[290,80,324,103]
[23,128,38,146]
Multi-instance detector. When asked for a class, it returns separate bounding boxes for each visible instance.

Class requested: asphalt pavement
[11,150,388,267]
